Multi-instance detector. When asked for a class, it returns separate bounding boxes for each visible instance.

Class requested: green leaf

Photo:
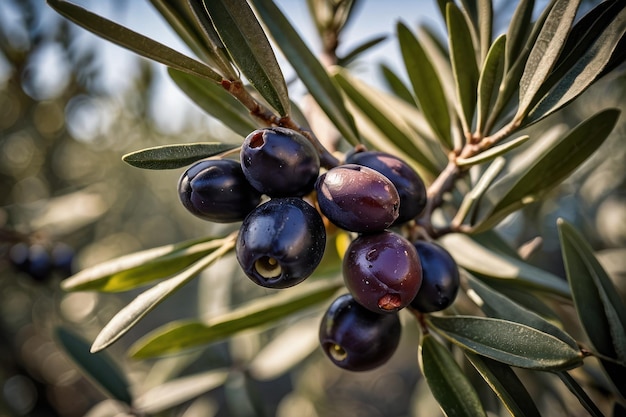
[475,108,620,231]
[516,0,582,120]
[505,0,535,73]
[397,22,452,149]
[202,0,290,116]
[465,353,541,417]
[134,369,229,414]
[61,235,231,293]
[419,334,488,417]
[467,275,578,349]
[447,2,479,133]
[148,0,235,77]
[557,371,605,417]
[439,233,570,296]
[477,0,493,62]
[456,134,528,167]
[558,219,626,397]
[527,5,626,124]
[130,279,342,359]
[46,0,221,83]
[169,68,258,137]
[338,35,388,67]
[91,237,236,353]
[333,69,441,175]
[251,0,360,145]
[380,63,417,106]
[54,327,132,404]
[122,143,238,170]
[476,34,505,135]
[428,316,583,370]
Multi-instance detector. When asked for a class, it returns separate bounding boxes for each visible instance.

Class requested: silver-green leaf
[122,142,238,170]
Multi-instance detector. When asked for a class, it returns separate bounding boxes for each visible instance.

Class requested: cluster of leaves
[47,0,626,415]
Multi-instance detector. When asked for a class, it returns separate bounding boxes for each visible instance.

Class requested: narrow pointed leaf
[447,3,480,133]
[55,327,132,404]
[428,316,583,370]
[46,0,221,82]
[251,0,360,145]
[148,0,234,77]
[439,233,570,296]
[465,353,541,417]
[476,109,620,231]
[169,68,258,137]
[130,279,342,359]
[559,219,626,375]
[456,134,528,167]
[477,0,492,62]
[380,63,417,106]
[122,143,238,170]
[476,34,505,135]
[135,369,229,414]
[203,0,290,116]
[557,371,606,417]
[419,334,488,417]
[527,6,626,124]
[397,22,452,148]
[517,0,582,120]
[61,235,231,293]
[505,0,535,72]
[468,275,578,349]
[338,35,388,67]
[91,238,236,353]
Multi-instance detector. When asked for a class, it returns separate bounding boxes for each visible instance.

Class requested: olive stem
[418,119,520,237]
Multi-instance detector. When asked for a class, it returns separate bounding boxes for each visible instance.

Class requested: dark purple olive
[319,294,401,371]
[346,150,427,223]
[51,242,75,277]
[343,231,422,313]
[240,127,320,197]
[315,164,399,233]
[178,158,262,223]
[236,198,326,288]
[410,241,460,313]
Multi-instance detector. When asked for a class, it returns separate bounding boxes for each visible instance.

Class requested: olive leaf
[61,235,231,293]
[251,0,360,145]
[55,327,132,405]
[122,142,238,170]
[447,2,479,133]
[168,68,259,137]
[419,334,488,417]
[397,21,452,149]
[91,238,236,353]
[516,0,582,121]
[465,353,541,417]
[476,34,505,135]
[202,0,290,116]
[130,279,342,359]
[467,274,578,350]
[428,316,583,371]
[380,63,417,106]
[526,5,626,124]
[46,0,222,82]
[148,0,235,77]
[558,219,626,398]
[557,371,605,417]
[338,35,388,67]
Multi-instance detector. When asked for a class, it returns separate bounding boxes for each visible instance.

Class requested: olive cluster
[9,241,75,282]
[177,127,460,372]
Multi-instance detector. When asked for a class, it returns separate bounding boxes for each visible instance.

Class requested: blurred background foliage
[0,0,624,416]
